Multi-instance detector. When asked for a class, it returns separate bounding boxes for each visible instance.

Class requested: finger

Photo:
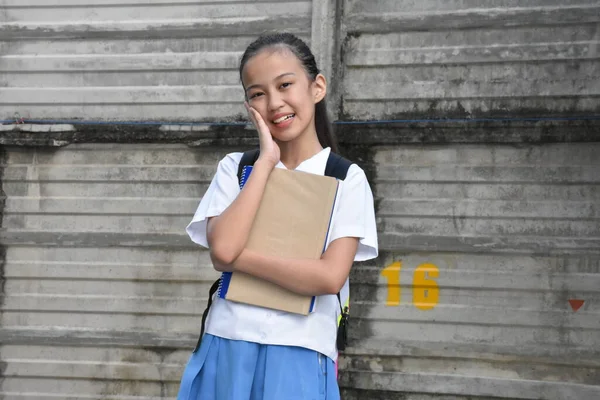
[244,101,254,120]
[252,109,267,129]
[245,103,261,125]
[248,107,269,134]
[245,107,260,132]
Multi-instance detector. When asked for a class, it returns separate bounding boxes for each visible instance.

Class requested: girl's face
[241,48,326,144]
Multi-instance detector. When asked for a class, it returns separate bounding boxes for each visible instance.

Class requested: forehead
[241,47,306,87]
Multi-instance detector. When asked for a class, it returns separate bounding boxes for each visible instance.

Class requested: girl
[177,32,378,400]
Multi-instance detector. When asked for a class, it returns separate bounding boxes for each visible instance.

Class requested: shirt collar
[277,147,331,174]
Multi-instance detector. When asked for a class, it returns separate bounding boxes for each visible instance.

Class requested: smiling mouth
[272,114,295,124]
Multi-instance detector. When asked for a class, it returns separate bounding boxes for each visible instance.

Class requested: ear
[312,73,327,104]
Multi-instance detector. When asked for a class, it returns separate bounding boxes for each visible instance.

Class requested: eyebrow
[245,72,296,93]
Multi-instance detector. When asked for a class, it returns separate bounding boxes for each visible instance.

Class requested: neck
[277,128,324,170]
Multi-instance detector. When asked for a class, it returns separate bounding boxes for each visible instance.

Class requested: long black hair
[239,32,338,153]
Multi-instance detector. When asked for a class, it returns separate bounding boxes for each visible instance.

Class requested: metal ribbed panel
[341,142,600,399]
[0,0,312,121]
[342,0,600,119]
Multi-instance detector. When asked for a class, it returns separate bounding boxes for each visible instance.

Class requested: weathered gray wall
[0,0,315,122]
[1,139,598,399]
[341,0,600,120]
[1,0,599,399]
[1,0,598,122]
[0,143,222,398]
[339,142,600,399]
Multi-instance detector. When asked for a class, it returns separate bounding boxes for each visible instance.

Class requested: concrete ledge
[336,118,600,145]
[1,118,598,148]
[159,124,212,132]
[0,124,75,146]
[0,123,75,133]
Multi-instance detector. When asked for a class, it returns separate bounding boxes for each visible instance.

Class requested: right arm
[207,159,272,266]
[207,102,280,267]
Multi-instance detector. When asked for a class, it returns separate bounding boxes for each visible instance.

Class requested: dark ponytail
[239,32,338,153]
[314,99,338,153]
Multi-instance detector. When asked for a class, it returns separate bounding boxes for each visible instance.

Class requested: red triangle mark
[568,299,585,312]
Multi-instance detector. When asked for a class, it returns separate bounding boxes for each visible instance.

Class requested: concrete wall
[339,142,600,399]
[1,0,599,399]
[341,0,600,120]
[0,0,317,122]
[1,139,598,399]
[0,143,222,398]
[2,0,598,122]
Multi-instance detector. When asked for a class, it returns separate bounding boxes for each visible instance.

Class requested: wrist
[254,157,277,172]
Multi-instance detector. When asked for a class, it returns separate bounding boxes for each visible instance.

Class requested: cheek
[287,90,311,110]
[294,95,315,118]
[249,99,269,119]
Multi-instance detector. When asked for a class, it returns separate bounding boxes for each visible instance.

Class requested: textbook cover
[217,165,339,315]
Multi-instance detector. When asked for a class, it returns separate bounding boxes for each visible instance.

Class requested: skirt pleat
[177,334,340,400]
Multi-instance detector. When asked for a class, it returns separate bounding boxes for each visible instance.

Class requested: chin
[272,133,299,143]
[271,128,303,143]
[271,123,309,144]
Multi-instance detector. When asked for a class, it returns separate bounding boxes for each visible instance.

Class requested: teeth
[273,114,294,124]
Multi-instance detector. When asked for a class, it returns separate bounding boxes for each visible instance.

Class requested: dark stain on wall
[1,118,598,149]
[0,145,7,388]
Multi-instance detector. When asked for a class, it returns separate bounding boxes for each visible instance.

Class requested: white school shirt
[186,147,378,360]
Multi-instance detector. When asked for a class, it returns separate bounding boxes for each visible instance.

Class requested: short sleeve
[185,152,243,248]
[328,164,379,262]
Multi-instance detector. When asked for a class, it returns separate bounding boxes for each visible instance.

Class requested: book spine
[309,294,316,313]
[217,271,233,299]
[216,165,253,301]
[240,165,253,189]
[216,274,224,298]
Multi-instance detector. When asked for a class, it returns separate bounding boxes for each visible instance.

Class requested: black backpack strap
[193,149,261,352]
[324,151,353,352]
[324,151,352,181]
[193,278,220,352]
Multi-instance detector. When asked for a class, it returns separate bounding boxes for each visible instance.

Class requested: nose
[268,91,284,112]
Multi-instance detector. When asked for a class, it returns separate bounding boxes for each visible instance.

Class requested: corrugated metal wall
[1,0,599,399]
[0,0,312,121]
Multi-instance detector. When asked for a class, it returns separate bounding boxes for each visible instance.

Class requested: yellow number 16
[381,261,439,310]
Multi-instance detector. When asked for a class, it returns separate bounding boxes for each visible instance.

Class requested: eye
[280,82,292,89]
[249,92,264,99]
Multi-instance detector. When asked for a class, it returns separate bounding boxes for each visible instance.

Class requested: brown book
[216,166,340,315]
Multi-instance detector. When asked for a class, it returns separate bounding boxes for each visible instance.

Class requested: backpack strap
[237,149,260,185]
[324,152,353,351]
[324,151,352,181]
[193,278,220,352]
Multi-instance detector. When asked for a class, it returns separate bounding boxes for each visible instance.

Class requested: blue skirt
[177,334,340,400]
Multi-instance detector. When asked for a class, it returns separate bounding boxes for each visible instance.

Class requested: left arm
[213,236,359,296]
